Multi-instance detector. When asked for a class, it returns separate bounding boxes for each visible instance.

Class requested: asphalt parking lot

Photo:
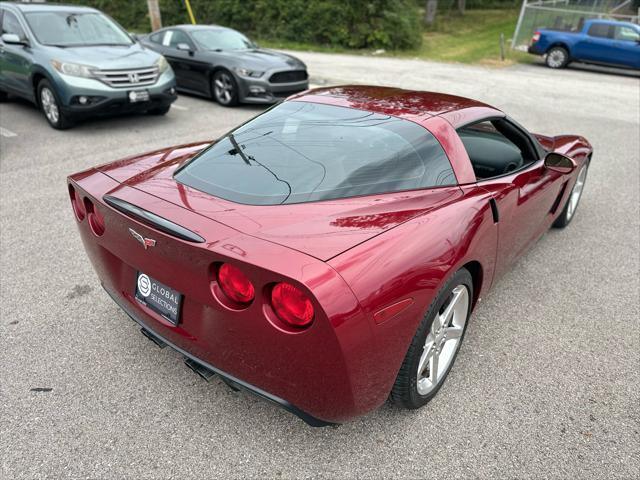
[1,52,639,479]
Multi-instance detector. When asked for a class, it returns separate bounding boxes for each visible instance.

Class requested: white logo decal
[138,274,151,297]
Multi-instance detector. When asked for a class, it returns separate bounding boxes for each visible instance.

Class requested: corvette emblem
[129,228,156,249]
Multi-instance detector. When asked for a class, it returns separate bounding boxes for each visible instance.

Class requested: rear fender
[329,186,498,403]
[551,135,593,164]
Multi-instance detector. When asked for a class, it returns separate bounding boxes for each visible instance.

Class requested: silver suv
[0,2,177,129]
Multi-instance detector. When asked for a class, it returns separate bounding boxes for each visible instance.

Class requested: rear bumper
[528,44,545,55]
[69,170,384,424]
[104,285,333,427]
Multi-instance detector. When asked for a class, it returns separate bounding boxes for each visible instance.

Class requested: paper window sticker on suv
[162,30,173,46]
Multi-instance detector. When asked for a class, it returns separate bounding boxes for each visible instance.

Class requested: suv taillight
[531,31,540,43]
[271,282,314,328]
[217,263,255,305]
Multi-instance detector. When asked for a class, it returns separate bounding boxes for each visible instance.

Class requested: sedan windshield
[175,102,456,205]
[191,29,255,50]
[24,12,132,47]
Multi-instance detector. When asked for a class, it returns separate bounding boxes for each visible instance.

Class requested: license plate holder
[134,272,182,325]
[128,89,150,103]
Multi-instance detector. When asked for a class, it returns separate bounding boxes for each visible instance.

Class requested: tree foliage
[53,0,423,50]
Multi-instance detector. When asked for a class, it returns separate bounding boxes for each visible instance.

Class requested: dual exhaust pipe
[140,327,239,391]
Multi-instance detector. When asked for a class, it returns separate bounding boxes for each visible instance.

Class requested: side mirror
[544,152,576,174]
[1,33,26,45]
[176,43,192,52]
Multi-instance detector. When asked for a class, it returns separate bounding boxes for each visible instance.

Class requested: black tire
[391,268,473,409]
[0,90,8,102]
[552,160,589,228]
[211,70,239,107]
[545,46,570,69]
[37,79,73,130]
[147,104,171,115]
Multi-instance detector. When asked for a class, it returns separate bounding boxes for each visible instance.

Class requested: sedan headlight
[155,55,170,73]
[51,60,95,78]
[233,67,264,78]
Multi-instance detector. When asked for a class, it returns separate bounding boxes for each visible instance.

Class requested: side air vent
[103,195,205,243]
[549,182,568,214]
[489,198,499,223]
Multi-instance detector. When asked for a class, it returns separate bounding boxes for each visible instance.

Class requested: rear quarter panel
[329,186,498,400]
[539,29,581,51]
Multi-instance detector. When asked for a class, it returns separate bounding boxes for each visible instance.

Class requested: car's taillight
[84,197,105,236]
[69,184,85,221]
[271,282,314,328]
[217,263,255,304]
[531,31,540,43]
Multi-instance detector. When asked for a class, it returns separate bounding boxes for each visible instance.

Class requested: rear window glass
[175,102,455,205]
[587,23,611,38]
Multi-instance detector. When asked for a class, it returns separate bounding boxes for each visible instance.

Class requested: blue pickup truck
[528,19,640,70]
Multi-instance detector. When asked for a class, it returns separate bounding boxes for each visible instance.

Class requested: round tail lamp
[271,282,314,328]
[83,197,105,236]
[217,263,255,305]
[68,184,85,221]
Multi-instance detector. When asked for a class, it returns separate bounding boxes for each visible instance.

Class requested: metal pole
[512,0,528,50]
[500,33,505,61]
[147,0,162,31]
[184,0,197,25]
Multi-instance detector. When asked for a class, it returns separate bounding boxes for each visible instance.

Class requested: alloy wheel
[416,284,470,396]
[566,165,587,221]
[214,73,235,105]
[40,87,60,124]
[547,49,566,68]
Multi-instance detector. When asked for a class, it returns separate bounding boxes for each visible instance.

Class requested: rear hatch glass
[174,102,456,205]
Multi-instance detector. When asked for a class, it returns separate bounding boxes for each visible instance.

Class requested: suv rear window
[175,102,455,205]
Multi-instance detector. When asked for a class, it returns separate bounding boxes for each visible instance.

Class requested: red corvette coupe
[68,86,592,426]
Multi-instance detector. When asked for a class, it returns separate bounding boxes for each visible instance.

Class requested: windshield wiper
[86,43,132,47]
[227,133,251,165]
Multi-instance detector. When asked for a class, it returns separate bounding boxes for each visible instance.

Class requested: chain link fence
[512,0,640,49]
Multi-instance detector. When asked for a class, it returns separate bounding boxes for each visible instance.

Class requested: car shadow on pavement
[528,60,640,79]
[172,89,270,113]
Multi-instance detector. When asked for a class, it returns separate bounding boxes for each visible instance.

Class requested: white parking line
[0,127,17,137]
[171,104,188,111]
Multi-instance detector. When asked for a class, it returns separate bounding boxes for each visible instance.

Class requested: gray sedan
[140,25,309,106]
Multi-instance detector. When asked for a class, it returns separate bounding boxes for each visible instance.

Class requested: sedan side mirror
[177,43,193,53]
[1,33,27,45]
[544,152,576,174]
